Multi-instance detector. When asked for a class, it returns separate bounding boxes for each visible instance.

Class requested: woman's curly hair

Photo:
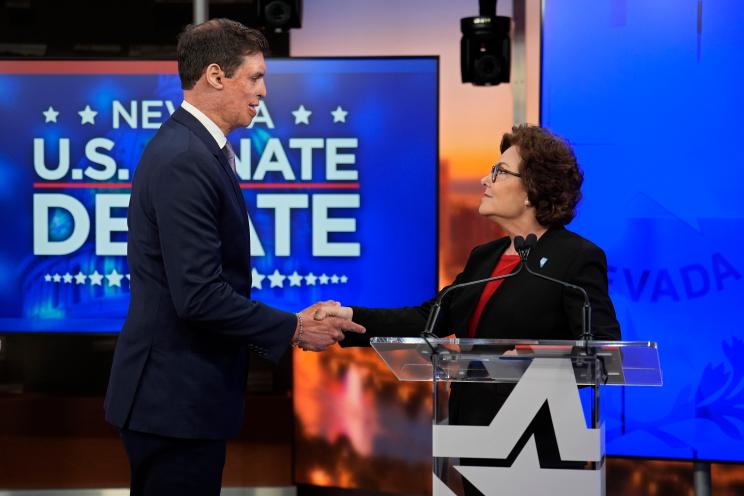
[500,125,583,227]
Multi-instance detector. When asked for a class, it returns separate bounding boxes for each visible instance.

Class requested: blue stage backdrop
[0,58,438,333]
[543,0,744,462]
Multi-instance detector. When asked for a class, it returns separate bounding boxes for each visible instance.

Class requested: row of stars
[43,269,349,290]
[252,268,348,289]
[42,104,350,126]
[44,269,128,287]
[292,105,348,124]
[43,105,98,125]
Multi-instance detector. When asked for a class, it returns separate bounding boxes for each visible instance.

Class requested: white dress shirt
[180,100,227,149]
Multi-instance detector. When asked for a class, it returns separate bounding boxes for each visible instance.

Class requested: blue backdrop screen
[542,1,744,461]
[0,58,438,333]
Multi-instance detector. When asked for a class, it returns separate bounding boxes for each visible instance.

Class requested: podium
[370,337,662,496]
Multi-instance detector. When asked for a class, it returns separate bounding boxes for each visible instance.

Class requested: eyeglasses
[490,163,522,183]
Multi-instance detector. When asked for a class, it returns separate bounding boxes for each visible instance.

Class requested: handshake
[292,300,365,351]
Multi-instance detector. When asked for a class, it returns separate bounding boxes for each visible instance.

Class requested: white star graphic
[340,275,348,283]
[78,105,97,125]
[304,272,317,286]
[62,272,73,284]
[331,105,348,123]
[268,269,286,288]
[44,274,52,282]
[52,273,61,283]
[288,271,303,287]
[251,268,266,290]
[106,269,123,287]
[292,104,312,125]
[319,273,330,285]
[330,274,339,284]
[89,270,103,286]
[74,271,87,285]
[43,106,59,123]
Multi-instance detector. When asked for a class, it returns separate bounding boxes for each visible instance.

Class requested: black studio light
[257,0,302,32]
[461,0,511,86]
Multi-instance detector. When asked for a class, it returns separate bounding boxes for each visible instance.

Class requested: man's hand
[293,301,365,351]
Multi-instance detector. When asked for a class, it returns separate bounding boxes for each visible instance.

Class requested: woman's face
[478,145,531,222]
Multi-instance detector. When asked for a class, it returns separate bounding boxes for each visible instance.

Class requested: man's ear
[205,63,224,90]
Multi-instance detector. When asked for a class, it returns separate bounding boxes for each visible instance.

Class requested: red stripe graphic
[33,182,360,190]
[33,182,132,189]
[0,60,178,74]
[240,183,359,190]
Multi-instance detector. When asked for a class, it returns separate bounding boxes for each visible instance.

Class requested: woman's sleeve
[341,245,485,347]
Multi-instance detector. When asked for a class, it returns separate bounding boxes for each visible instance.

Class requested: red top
[467,255,521,338]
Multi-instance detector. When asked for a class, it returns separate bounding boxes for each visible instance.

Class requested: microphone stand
[517,234,594,354]
[420,243,526,356]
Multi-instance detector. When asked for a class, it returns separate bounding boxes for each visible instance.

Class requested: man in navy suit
[104,18,364,496]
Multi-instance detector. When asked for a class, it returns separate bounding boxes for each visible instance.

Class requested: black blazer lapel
[171,108,248,225]
[449,236,511,336]
[524,226,561,275]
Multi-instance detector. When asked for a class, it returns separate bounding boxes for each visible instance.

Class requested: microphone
[421,239,525,344]
[518,233,594,349]
[513,235,532,260]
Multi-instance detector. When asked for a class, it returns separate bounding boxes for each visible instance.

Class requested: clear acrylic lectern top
[370,337,662,387]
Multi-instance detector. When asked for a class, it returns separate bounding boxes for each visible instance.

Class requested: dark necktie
[222,141,237,174]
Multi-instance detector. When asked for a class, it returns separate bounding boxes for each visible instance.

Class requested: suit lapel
[525,226,562,273]
[171,108,248,228]
[473,237,511,280]
[450,237,511,336]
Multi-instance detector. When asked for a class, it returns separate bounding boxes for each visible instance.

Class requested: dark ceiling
[0,0,289,57]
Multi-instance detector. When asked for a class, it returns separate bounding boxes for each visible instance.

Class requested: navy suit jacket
[104,107,296,440]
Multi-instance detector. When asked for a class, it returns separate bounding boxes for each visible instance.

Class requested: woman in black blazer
[325,125,620,489]
[337,124,620,344]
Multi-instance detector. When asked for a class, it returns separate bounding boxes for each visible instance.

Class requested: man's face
[220,52,266,132]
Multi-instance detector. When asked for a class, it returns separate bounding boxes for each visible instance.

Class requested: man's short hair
[177,18,269,90]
